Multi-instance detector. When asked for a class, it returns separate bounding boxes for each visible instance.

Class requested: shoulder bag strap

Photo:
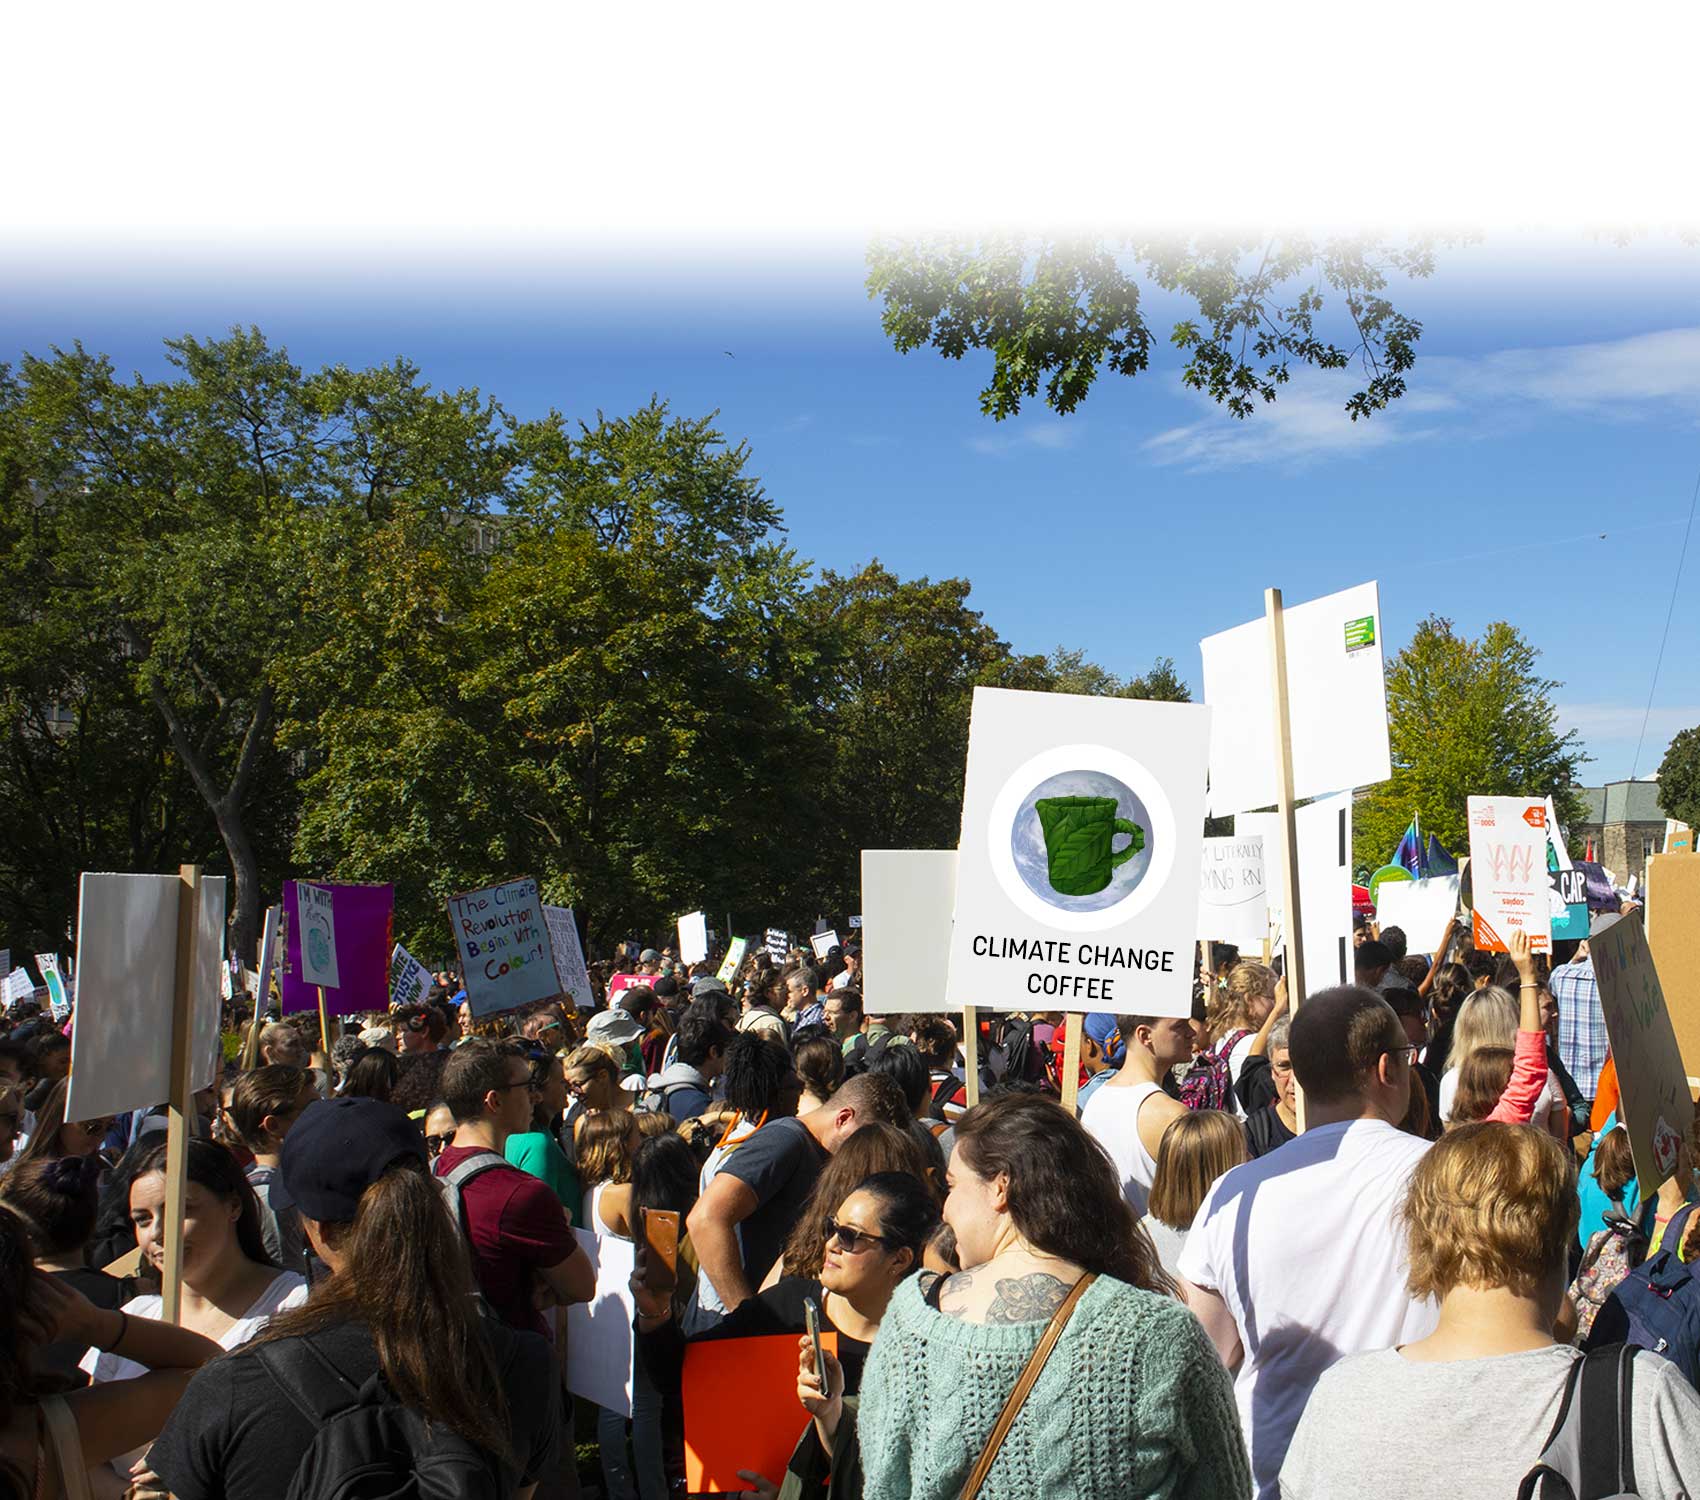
[957,1273,1096,1500]
[38,1395,93,1500]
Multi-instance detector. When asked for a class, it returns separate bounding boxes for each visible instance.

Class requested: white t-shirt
[81,1270,308,1475]
[1438,1063,1564,1127]
[1226,1032,1258,1117]
[1176,1118,1437,1500]
[1080,1080,1165,1217]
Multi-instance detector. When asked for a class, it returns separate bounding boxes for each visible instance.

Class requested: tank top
[1079,1080,1164,1217]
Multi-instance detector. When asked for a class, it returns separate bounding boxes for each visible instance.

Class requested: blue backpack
[1584,1201,1700,1387]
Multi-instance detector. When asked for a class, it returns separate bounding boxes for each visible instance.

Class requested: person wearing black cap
[141,1097,564,1500]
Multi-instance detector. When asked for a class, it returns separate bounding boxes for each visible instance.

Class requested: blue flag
[1424,833,1458,877]
[1392,820,1424,877]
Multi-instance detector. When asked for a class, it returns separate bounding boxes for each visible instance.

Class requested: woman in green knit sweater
[802,1091,1249,1500]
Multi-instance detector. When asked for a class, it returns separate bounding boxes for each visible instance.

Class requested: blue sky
[4,234,1697,791]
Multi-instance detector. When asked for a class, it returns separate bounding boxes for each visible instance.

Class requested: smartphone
[642,1208,680,1289]
[803,1294,828,1390]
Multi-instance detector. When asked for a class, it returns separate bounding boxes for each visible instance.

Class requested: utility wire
[1630,460,1700,779]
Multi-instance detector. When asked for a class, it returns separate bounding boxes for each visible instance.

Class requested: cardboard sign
[448,877,558,1018]
[542,905,594,1011]
[1647,854,1700,1082]
[683,1331,838,1493]
[1373,875,1460,956]
[861,850,957,1015]
[388,943,433,1011]
[1296,793,1354,991]
[764,928,788,960]
[563,1228,636,1417]
[1197,835,1268,948]
[1593,912,1693,1198]
[809,930,839,962]
[945,687,1210,1019]
[1466,797,1551,954]
[716,936,749,986]
[678,911,709,966]
[3,967,35,1009]
[1200,581,1391,816]
[295,883,341,989]
[281,883,394,1016]
[67,873,227,1122]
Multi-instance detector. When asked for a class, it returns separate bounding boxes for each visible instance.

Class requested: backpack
[988,1018,1054,1092]
[927,1072,965,1121]
[1567,1202,1649,1342]
[639,1079,702,1116]
[1585,1203,1700,1386]
[435,1150,511,1249]
[255,1335,504,1500]
[1179,1029,1251,1112]
[842,1030,896,1079]
[1515,1343,1640,1499]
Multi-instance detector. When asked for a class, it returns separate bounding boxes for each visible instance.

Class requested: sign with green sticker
[1344,615,1376,650]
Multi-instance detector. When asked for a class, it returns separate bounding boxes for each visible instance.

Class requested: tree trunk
[216,802,262,964]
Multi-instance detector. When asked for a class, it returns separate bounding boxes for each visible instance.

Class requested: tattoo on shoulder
[936,1269,976,1318]
[986,1273,1071,1324]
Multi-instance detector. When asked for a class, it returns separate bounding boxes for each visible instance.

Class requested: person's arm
[797,1334,845,1455]
[537,1231,595,1306]
[599,1182,634,1238]
[1178,1276,1243,1370]
[1417,914,1459,999]
[1486,1029,1550,1125]
[1135,1089,1189,1164]
[686,1171,760,1313]
[1246,977,1289,1059]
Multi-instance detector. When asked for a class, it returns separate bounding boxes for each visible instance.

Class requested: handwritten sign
[296,882,342,988]
[448,877,558,1018]
[716,936,748,986]
[388,943,433,1011]
[542,905,594,1011]
[1593,912,1693,1199]
[1466,796,1550,954]
[764,928,788,961]
[2,968,34,1009]
[1197,835,1268,947]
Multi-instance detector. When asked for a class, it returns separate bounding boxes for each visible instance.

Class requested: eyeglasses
[1383,1045,1419,1066]
[425,1131,455,1155]
[824,1215,891,1254]
[491,1078,539,1096]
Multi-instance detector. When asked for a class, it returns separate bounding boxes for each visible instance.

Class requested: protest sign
[1647,854,1700,1082]
[1197,835,1268,948]
[861,850,956,1015]
[67,873,227,1125]
[1373,875,1459,956]
[1295,793,1354,990]
[542,905,595,1011]
[388,943,432,1011]
[945,687,1210,1019]
[0,949,8,982]
[764,928,788,960]
[684,1331,839,1493]
[34,954,68,1017]
[3,967,35,1009]
[677,911,709,965]
[716,936,748,986]
[848,914,863,928]
[1466,796,1551,954]
[295,883,341,989]
[809,929,839,961]
[242,903,282,1069]
[447,877,558,1018]
[1593,912,1693,1198]
[1200,581,1391,817]
[564,1228,636,1417]
[280,883,394,1017]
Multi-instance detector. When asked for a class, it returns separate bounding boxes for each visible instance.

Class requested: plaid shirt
[1552,956,1609,1099]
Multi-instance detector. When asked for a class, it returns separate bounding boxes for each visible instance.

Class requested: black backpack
[255,1336,504,1500]
[1516,1343,1640,1499]
[842,1030,896,1078]
[989,1018,1054,1092]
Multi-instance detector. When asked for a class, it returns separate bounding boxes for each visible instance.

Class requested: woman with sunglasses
[9,1079,114,1172]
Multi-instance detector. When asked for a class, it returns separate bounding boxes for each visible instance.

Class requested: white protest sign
[716,936,749,986]
[67,873,227,1122]
[564,1228,636,1416]
[1467,796,1551,954]
[296,882,341,988]
[861,851,956,1015]
[34,953,68,1017]
[1593,913,1692,1198]
[946,687,1210,1019]
[809,929,839,962]
[1373,875,1460,956]
[2,968,33,1010]
[848,915,863,929]
[1295,793,1354,992]
[1197,835,1268,948]
[764,928,788,960]
[677,911,709,966]
[542,905,594,1011]
[388,943,433,1011]
[447,877,558,1017]
[1200,581,1391,816]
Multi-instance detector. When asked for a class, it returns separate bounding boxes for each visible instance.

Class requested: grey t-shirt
[1280,1344,1700,1499]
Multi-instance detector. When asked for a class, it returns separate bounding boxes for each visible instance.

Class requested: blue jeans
[597,1349,665,1500]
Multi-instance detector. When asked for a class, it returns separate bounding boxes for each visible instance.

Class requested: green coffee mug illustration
[1034,796,1146,897]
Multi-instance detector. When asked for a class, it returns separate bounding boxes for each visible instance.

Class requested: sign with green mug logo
[1034,796,1146,896]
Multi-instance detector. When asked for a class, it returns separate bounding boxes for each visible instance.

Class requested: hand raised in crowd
[1507,927,1539,986]
[796,1333,845,1447]
[628,1240,679,1324]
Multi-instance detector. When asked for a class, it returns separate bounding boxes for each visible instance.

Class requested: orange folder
[682,1330,839,1494]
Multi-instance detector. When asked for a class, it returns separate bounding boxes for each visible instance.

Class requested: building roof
[1578,780,1666,825]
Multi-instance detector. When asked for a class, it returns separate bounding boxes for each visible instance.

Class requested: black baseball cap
[281,1096,427,1223]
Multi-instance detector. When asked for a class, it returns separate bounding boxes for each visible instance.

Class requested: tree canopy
[1657,725,1700,831]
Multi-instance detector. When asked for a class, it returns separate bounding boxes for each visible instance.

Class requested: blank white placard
[861,850,957,1015]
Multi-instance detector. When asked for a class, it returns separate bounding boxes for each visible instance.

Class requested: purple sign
[281,882,395,1017]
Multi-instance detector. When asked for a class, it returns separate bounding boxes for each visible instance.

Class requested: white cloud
[968,416,1086,455]
[1556,703,1700,743]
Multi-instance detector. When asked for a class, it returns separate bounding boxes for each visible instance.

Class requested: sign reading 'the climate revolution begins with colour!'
[946,686,1211,1019]
[448,877,559,1017]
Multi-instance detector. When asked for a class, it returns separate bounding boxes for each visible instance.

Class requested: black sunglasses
[824,1215,892,1254]
[425,1131,455,1155]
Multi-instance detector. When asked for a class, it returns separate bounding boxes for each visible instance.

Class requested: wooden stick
[962,1006,980,1108]
[317,986,330,1056]
[1061,1011,1084,1115]
[162,863,202,1325]
[1265,588,1307,1010]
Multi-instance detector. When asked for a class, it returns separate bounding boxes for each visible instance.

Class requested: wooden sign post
[161,863,202,1325]
[962,1006,980,1108]
[1265,588,1307,1009]
[1061,1012,1084,1114]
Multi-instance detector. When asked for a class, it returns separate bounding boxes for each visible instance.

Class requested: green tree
[1354,616,1589,871]
[867,234,1445,422]
[1657,725,1700,830]
[1042,646,1190,701]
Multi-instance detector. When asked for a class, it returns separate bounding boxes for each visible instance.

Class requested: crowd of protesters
[1,908,1699,1500]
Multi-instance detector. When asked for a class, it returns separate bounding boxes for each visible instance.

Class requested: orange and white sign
[1466,796,1550,954]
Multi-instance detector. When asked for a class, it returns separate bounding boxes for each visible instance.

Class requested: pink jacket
[1487,1029,1550,1125]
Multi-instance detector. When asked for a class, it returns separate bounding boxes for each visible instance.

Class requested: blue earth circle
[1011,768,1155,913]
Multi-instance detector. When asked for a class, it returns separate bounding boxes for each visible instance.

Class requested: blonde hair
[564,1044,621,1083]
[1208,963,1276,1042]
[576,1109,638,1188]
[1148,1109,1249,1231]
[1446,987,1517,1082]
[1402,1123,1577,1300]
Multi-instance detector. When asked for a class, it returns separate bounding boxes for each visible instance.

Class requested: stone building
[1571,780,1668,883]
